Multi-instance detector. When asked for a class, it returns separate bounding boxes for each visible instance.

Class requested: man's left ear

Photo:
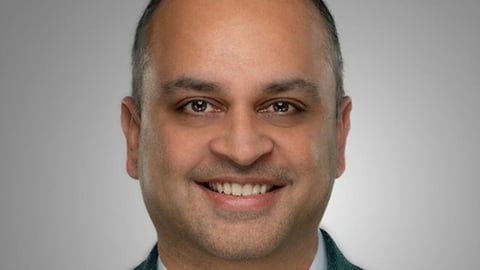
[336,97,352,178]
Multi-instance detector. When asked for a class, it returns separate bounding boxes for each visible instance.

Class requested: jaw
[154,185,322,270]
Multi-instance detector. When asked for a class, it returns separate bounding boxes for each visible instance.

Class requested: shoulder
[320,229,364,270]
[133,245,158,270]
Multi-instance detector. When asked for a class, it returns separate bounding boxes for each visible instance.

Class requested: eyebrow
[161,77,221,96]
[263,78,320,98]
[160,76,320,98]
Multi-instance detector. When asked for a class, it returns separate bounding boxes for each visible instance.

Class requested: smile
[207,182,274,196]
[196,178,286,212]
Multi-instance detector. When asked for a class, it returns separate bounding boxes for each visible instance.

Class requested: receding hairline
[146,0,334,71]
[132,0,344,115]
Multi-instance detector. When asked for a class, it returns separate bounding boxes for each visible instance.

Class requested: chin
[192,217,290,261]
[201,235,281,261]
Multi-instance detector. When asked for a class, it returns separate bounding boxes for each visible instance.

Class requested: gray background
[1,0,479,269]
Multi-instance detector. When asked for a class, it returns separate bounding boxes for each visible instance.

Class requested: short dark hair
[131,0,344,115]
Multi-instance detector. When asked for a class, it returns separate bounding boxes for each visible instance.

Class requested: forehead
[146,0,333,94]
[150,0,323,34]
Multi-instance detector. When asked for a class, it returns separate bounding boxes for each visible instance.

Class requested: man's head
[121,0,351,268]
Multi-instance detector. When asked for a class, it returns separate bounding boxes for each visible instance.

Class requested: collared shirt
[156,230,327,270]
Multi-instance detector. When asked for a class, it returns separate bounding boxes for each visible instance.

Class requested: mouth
[202,182,282,197]
[194,176,288,212]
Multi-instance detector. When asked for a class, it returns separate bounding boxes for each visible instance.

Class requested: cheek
[138,123,211,223]
[274,126,335,219]
[141,124,209,185]
[277,124,336,192]
[277,124,334,172]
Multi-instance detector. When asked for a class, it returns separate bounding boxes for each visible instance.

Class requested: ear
[121,97,141,180]
[336,97,352,178]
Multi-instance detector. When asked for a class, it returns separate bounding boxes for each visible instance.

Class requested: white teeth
[252,185,261,195]
[260,184,268,194]
[216,183,223,193]
[242,184,253,196]
[223,183,232,195]
[207,182,274,196]
[231,183,242,196]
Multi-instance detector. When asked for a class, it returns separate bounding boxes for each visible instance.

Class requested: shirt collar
[157,229,327,270]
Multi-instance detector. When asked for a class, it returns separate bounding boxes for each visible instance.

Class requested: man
[121,0,361,269]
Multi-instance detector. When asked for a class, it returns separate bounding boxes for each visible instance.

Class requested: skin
[121,0,352,269]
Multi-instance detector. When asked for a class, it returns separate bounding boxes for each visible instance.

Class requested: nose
[208,110,274,167]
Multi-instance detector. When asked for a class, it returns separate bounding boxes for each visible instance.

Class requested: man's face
[122,0,351,263]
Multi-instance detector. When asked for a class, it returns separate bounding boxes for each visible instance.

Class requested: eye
[259,100,303,114]
[181,99,222,114]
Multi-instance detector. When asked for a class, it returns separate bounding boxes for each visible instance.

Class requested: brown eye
[191,100,207,112]
[259,100,301,115]
[182,99,222,114]
[273,101,290,113]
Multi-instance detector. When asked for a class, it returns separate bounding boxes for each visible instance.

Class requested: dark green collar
[320,229,363,270]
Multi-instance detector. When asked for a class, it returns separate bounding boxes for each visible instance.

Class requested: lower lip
[198,184,282,212]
